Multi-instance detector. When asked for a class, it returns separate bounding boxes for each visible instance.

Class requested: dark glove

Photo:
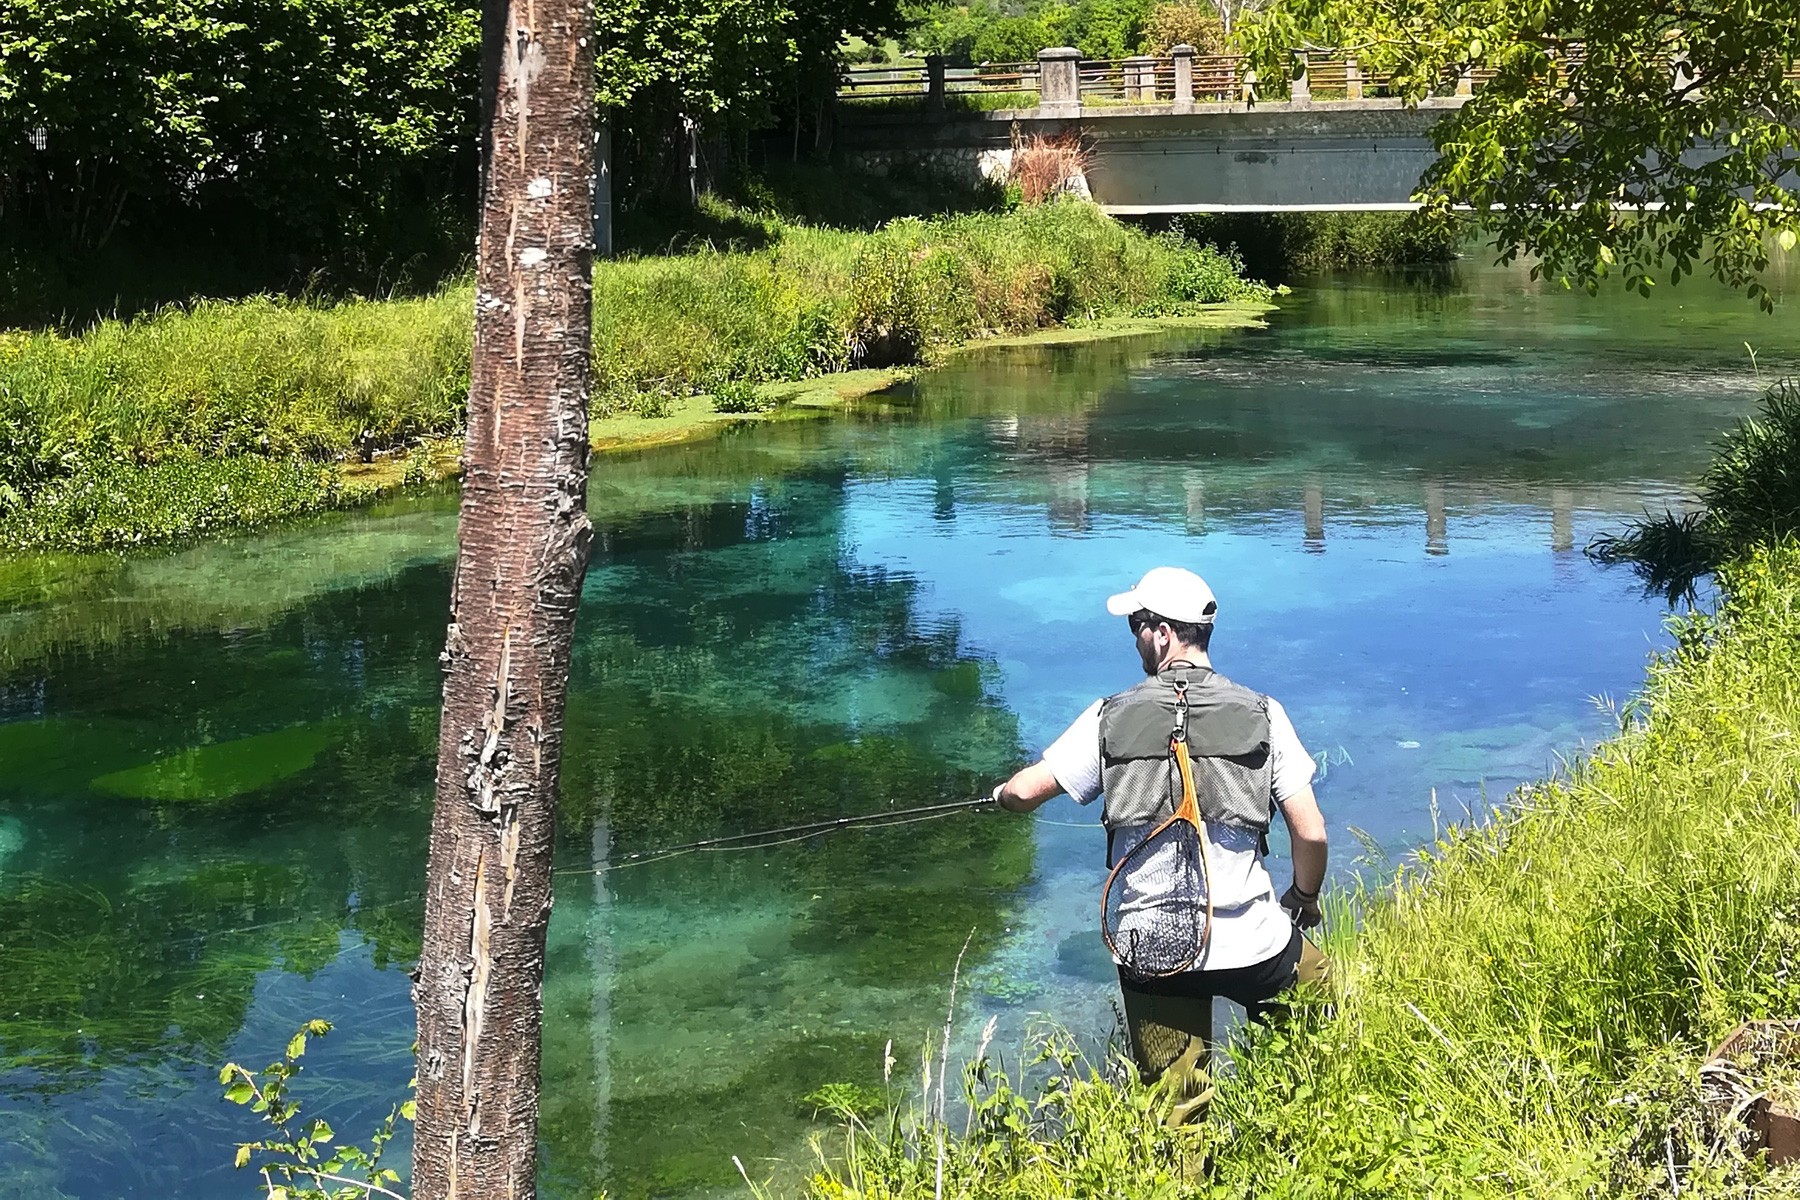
[1280,884,1322,930]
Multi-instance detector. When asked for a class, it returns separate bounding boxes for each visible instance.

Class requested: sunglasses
[1127,610,1161,634]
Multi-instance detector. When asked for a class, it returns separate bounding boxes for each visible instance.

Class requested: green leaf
[224,1081,255,1105]
[1597,244,1615,265]
[310,1120,334,1145]
[233,1144,252,1169]
[400,1099,417,1121]
[286,1031,308,1060]
[1780,229,1797,253]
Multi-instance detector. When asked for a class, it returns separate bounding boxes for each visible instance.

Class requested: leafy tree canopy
[904,0,1228,62]
[1245,0,1800,306]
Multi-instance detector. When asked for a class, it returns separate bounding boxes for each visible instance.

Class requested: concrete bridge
[837,47,1478,213]
[837,98,1468,214]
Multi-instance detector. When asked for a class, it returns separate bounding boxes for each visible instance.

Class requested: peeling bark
[410,0,595,1189]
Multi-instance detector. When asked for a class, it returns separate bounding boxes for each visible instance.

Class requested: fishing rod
[557,795,999,878]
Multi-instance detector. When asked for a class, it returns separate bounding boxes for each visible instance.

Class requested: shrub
[711,379,775,413]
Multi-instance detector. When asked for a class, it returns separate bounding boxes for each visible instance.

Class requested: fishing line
[555,795,998,878]
[101,797,1000,950]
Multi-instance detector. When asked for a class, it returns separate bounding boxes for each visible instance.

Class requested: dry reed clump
[1007,136,1095,206]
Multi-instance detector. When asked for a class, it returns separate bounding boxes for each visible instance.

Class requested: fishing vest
[1098,664,1274,840]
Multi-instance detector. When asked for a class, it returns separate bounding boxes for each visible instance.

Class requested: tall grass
[811,541,1800,1197]
[590,201,1267,401]
[0,201,1267,551]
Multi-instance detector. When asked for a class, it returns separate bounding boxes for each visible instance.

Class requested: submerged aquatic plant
[91,721,342,803]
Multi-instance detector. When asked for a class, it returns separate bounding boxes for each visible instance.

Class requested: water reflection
[0,259,1796,1197]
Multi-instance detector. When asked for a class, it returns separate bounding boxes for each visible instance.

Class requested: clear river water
[2,261,1797,1198]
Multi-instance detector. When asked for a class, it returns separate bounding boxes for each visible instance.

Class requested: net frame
[1100,734,1214,979]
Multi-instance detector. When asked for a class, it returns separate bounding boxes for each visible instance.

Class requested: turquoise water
[1,262,1796,1197]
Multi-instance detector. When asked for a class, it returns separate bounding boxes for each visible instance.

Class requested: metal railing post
[1171,44,1195,112]
[1038,46,1082,112]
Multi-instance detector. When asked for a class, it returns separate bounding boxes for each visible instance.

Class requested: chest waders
[1096,664,1274,981]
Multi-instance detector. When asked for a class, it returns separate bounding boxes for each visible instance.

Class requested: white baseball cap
[1105,566,1218,625]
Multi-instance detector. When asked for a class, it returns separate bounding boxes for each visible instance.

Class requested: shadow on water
[2,258,1800,1196]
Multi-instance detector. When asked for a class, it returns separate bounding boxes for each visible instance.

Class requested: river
[1,261,1795,1198]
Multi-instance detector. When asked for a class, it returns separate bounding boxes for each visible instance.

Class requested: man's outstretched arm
[992,761,1065,813]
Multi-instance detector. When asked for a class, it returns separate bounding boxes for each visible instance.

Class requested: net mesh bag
[1101,737,1212,979]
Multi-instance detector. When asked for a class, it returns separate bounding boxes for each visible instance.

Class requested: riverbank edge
[807,541,1800,1196]
[342,303,1275,490]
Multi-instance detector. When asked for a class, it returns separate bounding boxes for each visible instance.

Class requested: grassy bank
[0,200,1268,553]
[0,199,1267,550]
[809,546,1800,1194]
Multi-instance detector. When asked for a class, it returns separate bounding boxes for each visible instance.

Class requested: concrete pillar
[1425,480,1448,555]
[1171,44,1196,113]
[1303,481,1325,552]
[1551,487,1574,553]
[1184,471,1205,535]
[1039,46,1083,112]
[1455,66,1474,97]
[1124,55,1157,102]
[1673,56,1701,98]
[925,55,946,111]
[1290,48,1311,103]
[1344,55,1363,100]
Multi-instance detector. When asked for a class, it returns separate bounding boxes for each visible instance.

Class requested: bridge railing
[839,57,1041,109]
[837,45,1510,110]
[839,42,1800,110]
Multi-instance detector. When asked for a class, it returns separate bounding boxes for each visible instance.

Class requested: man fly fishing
[989,566,1329,1125]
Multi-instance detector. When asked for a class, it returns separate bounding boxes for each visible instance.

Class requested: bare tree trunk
[410,0,595,1187]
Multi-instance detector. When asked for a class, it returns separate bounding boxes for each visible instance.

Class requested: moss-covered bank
[809,541,1800,1195]
[0,201,1270,552]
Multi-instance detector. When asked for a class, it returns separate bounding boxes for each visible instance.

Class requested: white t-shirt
[1040,691,1314,971]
